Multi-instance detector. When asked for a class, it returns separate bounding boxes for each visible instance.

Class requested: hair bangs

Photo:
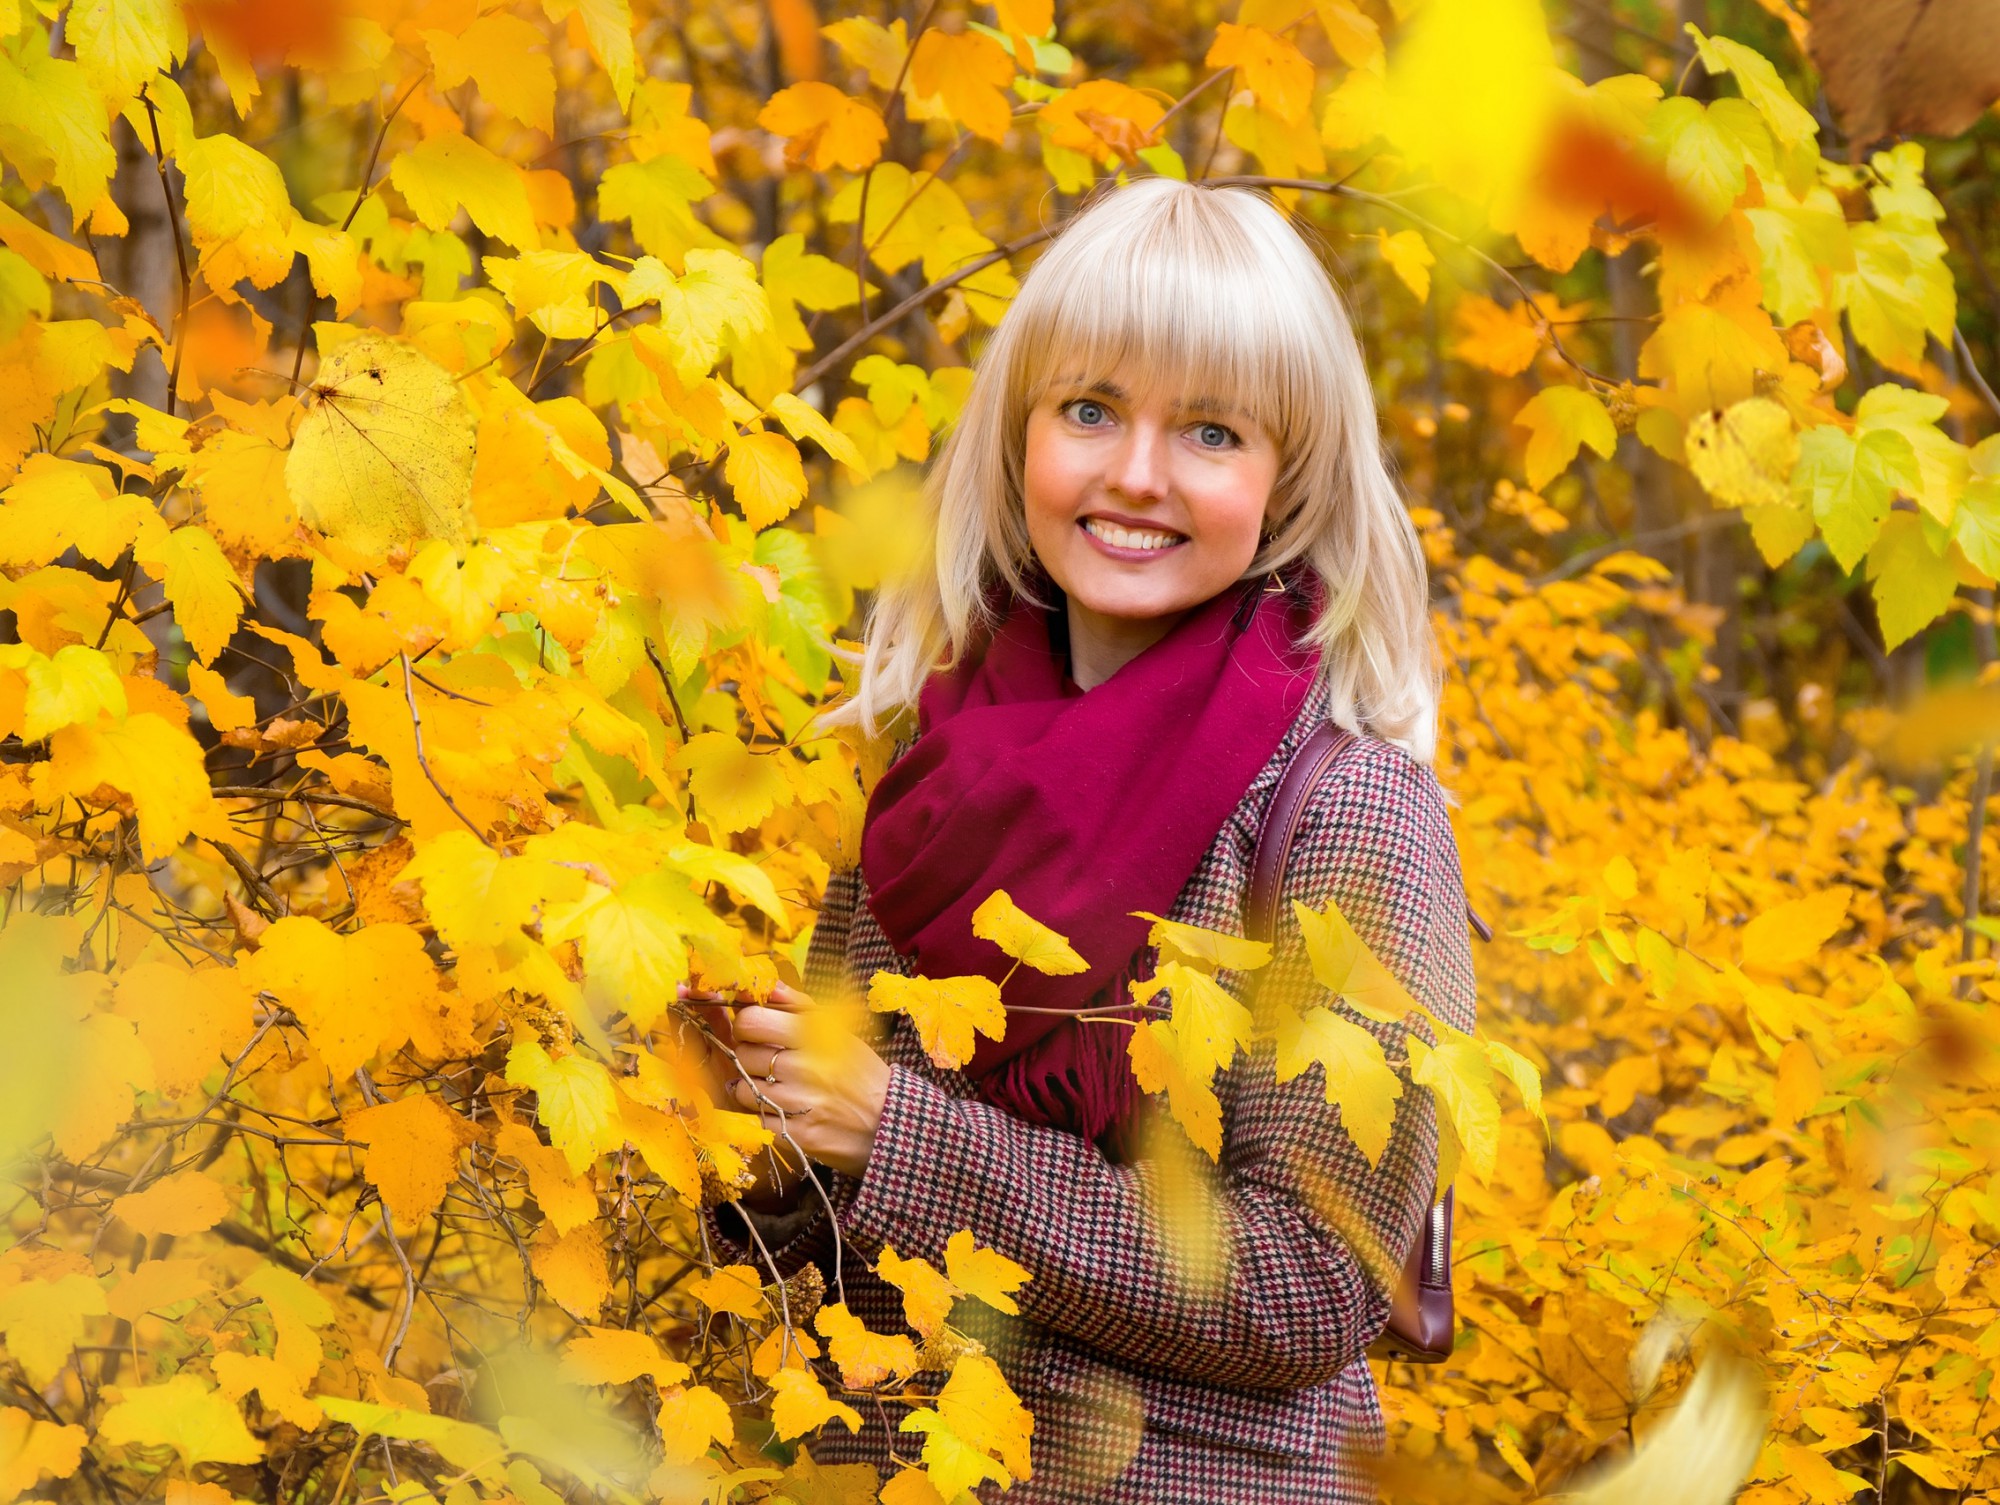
[1009,196,1318,450]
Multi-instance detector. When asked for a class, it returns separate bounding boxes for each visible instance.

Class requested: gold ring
[765,1046,785,1084]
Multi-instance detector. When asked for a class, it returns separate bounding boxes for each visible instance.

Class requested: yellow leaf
[971,889,1088,975]
[673,731,788,833]
[943,1230,1029,1317]
[505,1040,624,1175]
[1408,1033,1500,1183]
[1143,961,1252,1080]
[1514,386,1618,491]
[814,1302,920,1388]
[529,1222,609,1320]
[1686,398,1799,511]
[493,1121,599,1234]
[1638,301,1788,420]
[1453,296,1546,377]
[1313,0,1382,67]
[0,1406,86,1500]
[106,1259,210,1324]
[769,1367,863,1441]
[0,50,116,217]
[616,1097,703,1206]
[388,130,538,249]
[47,713,221,861]
[241,1265,332,1384]
[1376,229,1434,302]
[342,1093,479,1227]
[909,30,1016,143]
[1131,911,1271,973]
[877,1245,959,1336]
[133,518,243,665]
[1272,1004,1403,1167]
[1381,0,1556,210]
[0,1264,108,1387]
[655,1383,733,1464]
[110,1170,227,1238]
[559,1326,691,1388]
[766,391,865,471]
[725,430,807,529]
[758,83,887,172]
[1207,24,1315,126]
[177,132,295,288]
[186,662,256,734]
[423,15,556,134]
[752,1324,821,1378]
[1739,887,1851,971]
[98,1375,262,1467]
[879,1467,951,1505]
[1126,1019,1222,1159]
[1772,1039,1824,1127]
[821,16,908,91]
[287,332,477,559]
[899,1354,1032,1498]
[687,1263,765,1319]
[868,972,1005,1071]
[1291,897,1427,1026]
[244,917,441,1080]
[212,1351,323,1431]
[0,454,146,568]
[70,0,188,99]
[4,642,126,741]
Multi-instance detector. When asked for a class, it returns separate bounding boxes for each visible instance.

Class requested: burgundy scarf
[859,574,1321,1144]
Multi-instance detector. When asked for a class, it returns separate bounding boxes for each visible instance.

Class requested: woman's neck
[1065,598,1190,690]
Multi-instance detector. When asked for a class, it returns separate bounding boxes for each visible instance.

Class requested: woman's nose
[1107,423,1170,501]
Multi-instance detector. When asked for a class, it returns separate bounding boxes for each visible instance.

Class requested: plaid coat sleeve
[838,733,1478,1392]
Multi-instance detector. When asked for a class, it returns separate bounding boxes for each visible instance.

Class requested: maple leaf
[0,455,147,569]
[1514,386,1618,491]
[868,971,1006,1071]
[1408,1033,1500,1184]
[910,30,1017,144]
[656,1383,734,1464]
[1686,397,1799,512]
[342,1093,480,1227]
[423,15,557,135]
[1272,1004,1405,1167]
[759,83,888,173]
[1130,912,1271,973]
[110,1170,228,1238]
[1126,1019,1223,1159]
[287,332,477,560]
[493,1121,599,1233]
[212,1352,323,1431]
[943,1230,1030,1317]
[877,1245,960,1336]
[98,1375,263,1467]
[971,889,1088,975]
[529,1221,610,1320]
[0,1406,86,1500]
[506,1040,624,1176]
[1207,24,1316,127]
[900,1354,1032,1498]
[769,1368,863,1442]
[688,1263,766,1319]
[559,1326,691,1388]
[815,1302,920,1389]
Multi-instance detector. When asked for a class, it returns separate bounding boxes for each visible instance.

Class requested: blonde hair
[837,177,1440,763]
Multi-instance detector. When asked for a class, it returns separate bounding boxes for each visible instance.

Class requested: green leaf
[1866,512,1959,651]
[1791,425,1920,572]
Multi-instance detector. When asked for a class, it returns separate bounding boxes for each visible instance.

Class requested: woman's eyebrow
[1066,380,1249,420]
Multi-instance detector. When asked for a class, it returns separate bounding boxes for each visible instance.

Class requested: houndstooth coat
[709,696,1478,1502]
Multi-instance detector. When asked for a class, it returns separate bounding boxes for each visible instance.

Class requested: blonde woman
[706,178,1477,1501]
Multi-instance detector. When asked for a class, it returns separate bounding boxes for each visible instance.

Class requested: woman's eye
[1194,422,1238,448]
[1068,400,1108,426]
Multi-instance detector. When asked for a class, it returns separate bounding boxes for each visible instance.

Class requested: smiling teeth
[1084,519,1182,551]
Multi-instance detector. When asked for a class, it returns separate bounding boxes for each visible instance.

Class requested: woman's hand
[717,984,892,1179]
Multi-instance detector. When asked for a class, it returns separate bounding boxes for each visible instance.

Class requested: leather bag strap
[1241,721,1462,1364]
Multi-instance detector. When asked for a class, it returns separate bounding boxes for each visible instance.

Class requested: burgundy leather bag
[1244,722,1490,1366]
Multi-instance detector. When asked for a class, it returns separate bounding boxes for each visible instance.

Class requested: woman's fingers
[730,1005,806,1048]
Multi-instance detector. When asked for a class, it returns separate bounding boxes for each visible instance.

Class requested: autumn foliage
[4,0,2000,1501]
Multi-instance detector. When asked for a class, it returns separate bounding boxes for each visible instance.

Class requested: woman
[704,178,1477,1502]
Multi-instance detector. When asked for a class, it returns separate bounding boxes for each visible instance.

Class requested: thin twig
[138,86,194,418]
[398,653,492,846]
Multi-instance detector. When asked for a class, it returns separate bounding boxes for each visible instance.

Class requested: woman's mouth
[1080,517,1186,554]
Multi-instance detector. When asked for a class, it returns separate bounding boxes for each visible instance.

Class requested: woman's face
[1022,370,1281,638]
